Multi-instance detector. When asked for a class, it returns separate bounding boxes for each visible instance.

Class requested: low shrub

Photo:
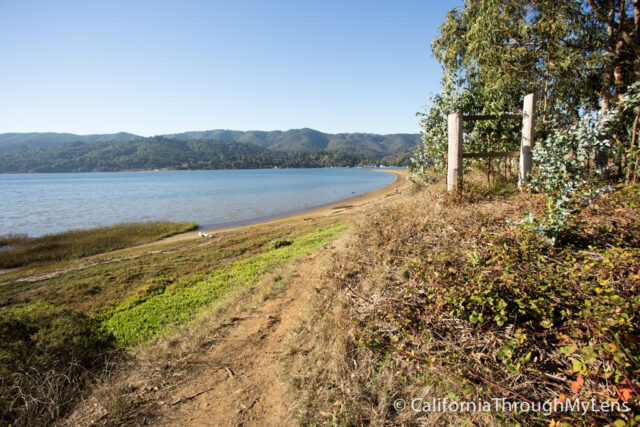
[292,184,640,425]
[0,303,118,426]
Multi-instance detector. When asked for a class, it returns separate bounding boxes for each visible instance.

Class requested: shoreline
[150,168,409,244]
[0,169,410,275]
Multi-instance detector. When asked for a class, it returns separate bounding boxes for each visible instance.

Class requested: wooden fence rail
[462,150,520,159]
[447,93,536,192]
[462,114,523,122]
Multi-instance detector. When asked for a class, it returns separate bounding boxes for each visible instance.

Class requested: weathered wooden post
[518,93,536,190]
[447,112,463,192]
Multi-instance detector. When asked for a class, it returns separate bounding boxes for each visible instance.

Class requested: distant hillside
[0,132,140,153]
[0,129,420,157]
[0,129,419,172]
[166,128,420,158]
[0,136,382,173]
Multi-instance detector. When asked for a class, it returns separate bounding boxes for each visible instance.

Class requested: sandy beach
[0,169,410,276]
[153,168,410,244]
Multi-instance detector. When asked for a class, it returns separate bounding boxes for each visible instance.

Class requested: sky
[0,0,462,136]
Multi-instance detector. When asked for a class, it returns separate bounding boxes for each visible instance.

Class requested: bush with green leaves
[410,73,465,184]
[525,114,612,244]
[411,71,527,186]
[526,83,640,244]
[0,304,117,426]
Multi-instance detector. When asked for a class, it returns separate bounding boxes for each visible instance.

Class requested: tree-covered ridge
[0,128,420,159]
[165,128,420,157]
[0,136,408,173]
[0,132,140,153]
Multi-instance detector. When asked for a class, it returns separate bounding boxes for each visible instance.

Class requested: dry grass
[286,180,640,425]
[286,181,520,425]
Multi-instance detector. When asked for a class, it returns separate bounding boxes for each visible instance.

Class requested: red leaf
[571,375,584,394]
[554,394,567,404]
[618,386,633,402]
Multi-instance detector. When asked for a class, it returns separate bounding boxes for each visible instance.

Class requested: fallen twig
[224,367,234,379]
[170,385,216,406]
[467,370,533,404]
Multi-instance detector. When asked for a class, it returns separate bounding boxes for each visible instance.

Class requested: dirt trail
[152,236,345,426]
[58,169,410,425]
[140,173,410,426]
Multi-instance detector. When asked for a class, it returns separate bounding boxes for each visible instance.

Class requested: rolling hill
[165,128,420,157]
[0,132,140,153]
[0,137,374,173]
[0,129,420,172]
[1,129,419,156]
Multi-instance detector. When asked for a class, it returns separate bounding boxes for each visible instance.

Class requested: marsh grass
[0,222,198,269]
[0,303,120,426]
[102,222,349,346]
[1,216,348,426]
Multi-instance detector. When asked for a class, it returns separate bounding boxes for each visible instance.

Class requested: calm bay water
[0,168,395,237]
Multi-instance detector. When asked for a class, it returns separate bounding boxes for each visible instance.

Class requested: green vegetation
[0,137,412,172]
[0,221,197,269]
[0,303,117,426]
[0,131,139,153]
[103,223,348,345]
[412,0,640,188]
[0,128,419,157]
[0,129,419,172]
[290,182,640,425]
[165,128,419,157]
[0,217,347,425]
[398,8,640,422]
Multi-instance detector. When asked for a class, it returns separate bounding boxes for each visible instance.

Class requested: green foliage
[0,221,197,268]
[0,303,117,425]
[411,0,607,184]
[0,131,420,173]
[325,185,640,424]
[525,114,611,243]
[0,132,139,153]
[411,73,469,183]
[271,239,293,249]
[141,128,420,158]
[525,82,640,243]
[102,223,349,346]
[431,0,603,126]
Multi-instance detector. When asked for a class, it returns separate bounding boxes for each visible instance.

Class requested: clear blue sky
[0,0,461,136]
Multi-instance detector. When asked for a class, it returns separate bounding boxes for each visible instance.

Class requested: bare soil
[150,237,346,426]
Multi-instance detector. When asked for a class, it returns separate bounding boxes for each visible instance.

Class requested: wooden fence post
[447,113,463,192]
[519,93,536,190]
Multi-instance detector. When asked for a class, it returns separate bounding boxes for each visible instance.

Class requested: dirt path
[151,236,345,426]
[139,173,411,426]
[58,170,410,426]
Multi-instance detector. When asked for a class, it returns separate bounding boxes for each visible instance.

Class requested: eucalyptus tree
[413,0,607,183]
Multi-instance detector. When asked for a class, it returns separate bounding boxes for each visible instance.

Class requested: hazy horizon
[0,126,422,138]
[0,0,461,136]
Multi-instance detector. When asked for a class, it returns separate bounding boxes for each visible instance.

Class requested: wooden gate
[447,93,536,191]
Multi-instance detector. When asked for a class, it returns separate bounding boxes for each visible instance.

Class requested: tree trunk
[634,0,640,81]
[596,7,616,168]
